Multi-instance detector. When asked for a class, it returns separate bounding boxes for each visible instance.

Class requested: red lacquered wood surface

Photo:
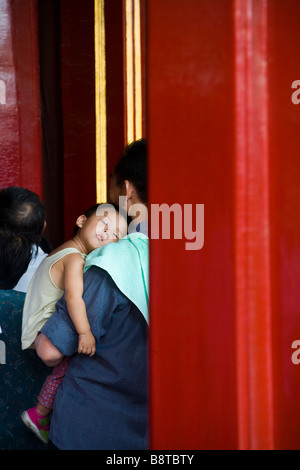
[105,0,125,179]
[148,0,238,450]
[267,0,300,450]
[60,0,96,239]
[148,0,300,450]
[0,0,42,196]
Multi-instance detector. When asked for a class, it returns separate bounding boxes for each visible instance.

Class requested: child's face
[76,209,127,253]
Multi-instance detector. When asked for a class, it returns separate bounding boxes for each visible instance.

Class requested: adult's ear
[75,215,87,229]
[124,180,136,202]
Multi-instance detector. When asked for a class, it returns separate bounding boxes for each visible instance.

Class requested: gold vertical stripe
[134,0,142,140]
[125,0,134,144]
[95,0,107,203]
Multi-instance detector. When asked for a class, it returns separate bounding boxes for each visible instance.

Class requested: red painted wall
[60,0,96,240]
[0,0,42,196]
[148,0,300,450]
[148,0,238,450]
[105,0,125,183]
[2,0,300,450]
[268,0,300,450]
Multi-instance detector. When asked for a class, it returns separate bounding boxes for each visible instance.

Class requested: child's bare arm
[63,254,96,356]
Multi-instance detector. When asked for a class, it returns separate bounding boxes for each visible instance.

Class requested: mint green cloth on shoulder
[84,233,149,324]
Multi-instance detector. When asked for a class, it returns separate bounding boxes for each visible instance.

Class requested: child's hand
[78,330,96,357]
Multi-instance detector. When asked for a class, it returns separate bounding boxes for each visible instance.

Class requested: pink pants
[37,356,70,409]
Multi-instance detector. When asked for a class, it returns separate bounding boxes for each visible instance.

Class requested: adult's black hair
[39,236,52,254]
[0,230,36,290]
[114,139,147,203]
[0,186,45,238]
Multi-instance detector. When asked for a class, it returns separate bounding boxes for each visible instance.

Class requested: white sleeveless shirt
[21,248,86,350]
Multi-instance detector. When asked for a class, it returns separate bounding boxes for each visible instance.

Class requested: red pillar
[148,0,300,450]
[267,0,300,450]
[0,0,42,196]
[148,0,238,450]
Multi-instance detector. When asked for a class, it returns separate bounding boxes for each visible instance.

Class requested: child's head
[73,203,128,253]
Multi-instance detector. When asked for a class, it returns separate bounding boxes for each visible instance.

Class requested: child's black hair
[72,202,125,236]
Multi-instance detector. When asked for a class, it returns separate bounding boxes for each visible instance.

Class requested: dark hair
[73,204,99,236]
[0,186,45,238]
[0,230,36,290]
[114,139,147,203]
[72,202,126,236]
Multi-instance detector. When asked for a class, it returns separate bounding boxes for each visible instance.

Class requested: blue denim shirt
[41,266,148,450]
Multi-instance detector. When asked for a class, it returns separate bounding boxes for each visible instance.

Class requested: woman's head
[108,139,147,208]
[73,203,128,253]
